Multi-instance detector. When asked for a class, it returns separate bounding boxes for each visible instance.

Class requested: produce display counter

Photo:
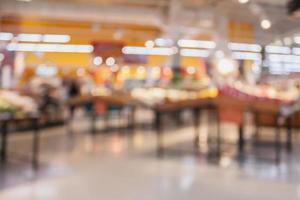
[67,89,296,162]
[0,113,41,169]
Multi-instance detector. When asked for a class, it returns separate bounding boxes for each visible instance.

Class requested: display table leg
[254,113,260,143]
[32,118,40,169]
[91,112,97,135]
[216,111,221,157]
[155,111,163,156]
[286,117,292,153]
[193,108,200,150]
[275,121,281,163]
[129,106,136,130]
[1,122,8,163]
[238,124,245,156]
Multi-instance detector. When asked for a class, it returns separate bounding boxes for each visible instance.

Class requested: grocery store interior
[1,0,300,199]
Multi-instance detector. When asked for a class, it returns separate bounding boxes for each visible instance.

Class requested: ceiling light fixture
[0,32,13,41]
[178,39,216,49]
[43,34,71,43]
[238,0,249,4]
[180,49,210,58]
[17,34,42,42]
[6,43,94,53]
[17,0,32,2]
[260,19,272,30]
[122,47,175,56]
[93,56,103,66]
[228,42,262,52]
[294,36,300,44]
[106,57,116,66]
[145,40,155,48]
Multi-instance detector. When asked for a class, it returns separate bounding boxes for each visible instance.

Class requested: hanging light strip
[228,42,262,52]
[6,43,93,53]
[122,47,176,56]
[265,45,291,54]
[177,39,216,49]
[180,49,210,57]
[0,32,71,43]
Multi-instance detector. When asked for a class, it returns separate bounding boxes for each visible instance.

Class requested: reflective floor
[1,110,300,200]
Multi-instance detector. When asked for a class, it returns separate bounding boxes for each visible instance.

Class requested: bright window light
[294,37,300,44]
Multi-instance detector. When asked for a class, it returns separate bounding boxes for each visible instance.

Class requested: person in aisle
[38,84,60,123]
[68,79,81,118]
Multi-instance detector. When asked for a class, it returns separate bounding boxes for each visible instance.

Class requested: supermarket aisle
[0,115,300,200]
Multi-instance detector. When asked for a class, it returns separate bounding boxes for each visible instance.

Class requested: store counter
[0,113,41,169]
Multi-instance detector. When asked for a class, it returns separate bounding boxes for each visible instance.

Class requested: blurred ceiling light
[6,43,94,53]
[155,38,173,47]
[122,46,175,56]
[93,56,103,66]
[43,34,71,43]
[238,0,249,4]
[268,54,300,63]
[215,50,225,59]
[187,66,196,75]
[17,0,32,2]
[178,39,216,49]
[232,52,262,61]
[284,37,293,46]
[260,19,271,30]
[228,42,262,52]
[0,32,13,41]
[265,45,291,54]
[216,58,237,75]
[180,49,210,57]
[106,57,115,66]
[145,40,155,48]
[294,36,300,44]
[17,34,42,42]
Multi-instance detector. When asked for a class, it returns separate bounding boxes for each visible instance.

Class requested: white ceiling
[0,0,298,44]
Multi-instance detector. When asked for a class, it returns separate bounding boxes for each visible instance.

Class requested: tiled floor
[1,110,300,200]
